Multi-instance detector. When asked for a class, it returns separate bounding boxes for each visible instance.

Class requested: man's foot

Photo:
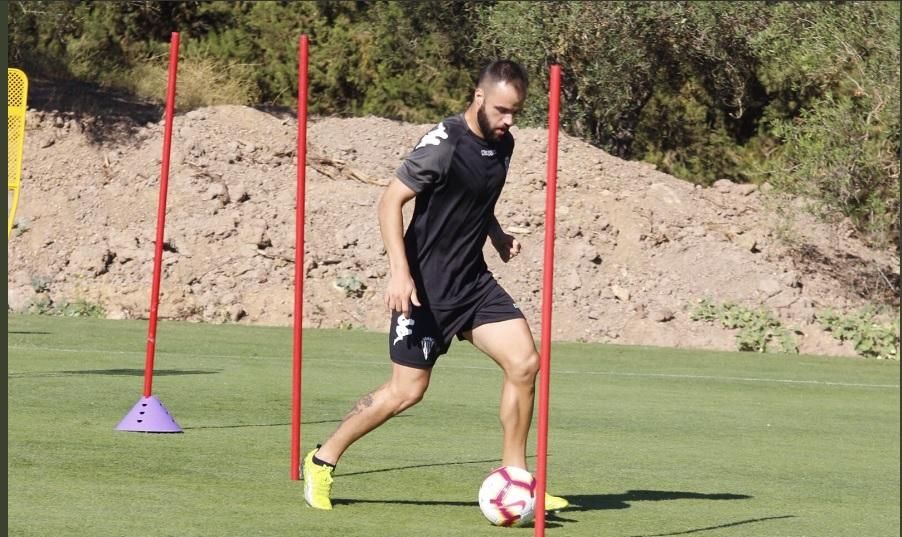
[303,448,334,510]
[544,492,569,511]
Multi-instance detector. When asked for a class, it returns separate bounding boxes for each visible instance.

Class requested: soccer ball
[478,466,536,527]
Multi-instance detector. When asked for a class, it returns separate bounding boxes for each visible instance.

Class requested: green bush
[58,299,107,318]
[334,275,366,299]
[752,2,900,250]
[816,308,900,360]
[27,297,107,318]
[121,54,260,109]
[690,299,799,354]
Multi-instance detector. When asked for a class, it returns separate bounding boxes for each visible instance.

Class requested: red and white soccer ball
[478,466,536,527]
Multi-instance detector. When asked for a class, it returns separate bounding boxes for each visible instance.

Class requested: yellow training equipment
[8,68,29,240]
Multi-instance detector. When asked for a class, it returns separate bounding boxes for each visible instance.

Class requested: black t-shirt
[396,114,515,308]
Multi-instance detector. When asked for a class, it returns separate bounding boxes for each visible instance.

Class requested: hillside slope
[8,101,899,357]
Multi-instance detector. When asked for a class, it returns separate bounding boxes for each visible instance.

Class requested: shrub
[690,299,799,354]
[121,54,260,109]
[816,308,900,360]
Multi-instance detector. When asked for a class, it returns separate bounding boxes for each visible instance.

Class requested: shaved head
[476,60,528,100]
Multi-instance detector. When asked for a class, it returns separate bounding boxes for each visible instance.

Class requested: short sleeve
[396,121,455,193]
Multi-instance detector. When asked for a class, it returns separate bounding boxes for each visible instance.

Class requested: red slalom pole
[534,64,561,537]
[291,34,310,481]
[115,32,182,433]
[143,31,180,398]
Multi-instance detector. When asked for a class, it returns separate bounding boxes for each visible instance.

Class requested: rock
[650,307,675,322]
[228,304,246,322]
[757,278,782,298]
[713,179,735,192]
[206,183,230,205]
[69,246,115,276]
[231,183,250,203]
[8,286,35,312]
[780,270,802,288]
[565,270,582,291]
[768,291,800,309]
[736,234,760,253]
[611,285,631,302]
[735,183,758,196]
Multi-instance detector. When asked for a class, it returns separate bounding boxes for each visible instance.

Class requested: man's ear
[473,88,484,105]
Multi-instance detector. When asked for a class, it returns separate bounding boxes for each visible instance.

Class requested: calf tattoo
[343,390,376,420]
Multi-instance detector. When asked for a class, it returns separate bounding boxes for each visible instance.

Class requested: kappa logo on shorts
[421,337,436,361]
[393,314,415,345]
[415,123,448,150]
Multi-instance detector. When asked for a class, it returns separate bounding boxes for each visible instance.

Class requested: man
[303,60,568,512]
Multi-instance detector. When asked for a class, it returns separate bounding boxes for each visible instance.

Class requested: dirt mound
[8,96,900,357]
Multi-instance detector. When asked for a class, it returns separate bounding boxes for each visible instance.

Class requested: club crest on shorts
[393,314,415,345]
[421,337,436,360]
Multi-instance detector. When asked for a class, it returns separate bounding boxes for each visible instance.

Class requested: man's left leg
[462,318,569,510]
[464,317,537,468]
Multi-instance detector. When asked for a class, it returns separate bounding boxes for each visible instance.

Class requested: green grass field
[8,314,900,537]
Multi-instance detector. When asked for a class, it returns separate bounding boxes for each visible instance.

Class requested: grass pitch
[8,314,900,536]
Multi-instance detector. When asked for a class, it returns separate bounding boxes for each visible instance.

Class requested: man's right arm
[377,178,421,317]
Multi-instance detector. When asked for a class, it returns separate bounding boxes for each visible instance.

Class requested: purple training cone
[116,395,183,433]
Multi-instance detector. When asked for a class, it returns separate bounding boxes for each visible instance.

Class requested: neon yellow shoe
[544,492,569,511]
[303,448,334,510]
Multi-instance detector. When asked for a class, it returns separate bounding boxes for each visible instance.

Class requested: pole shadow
[627,515,797,537]
[564,490,753,512]
[8,368,221,378]
[183,418,345,430]
[336,454,500,478]
[182,415,410,431]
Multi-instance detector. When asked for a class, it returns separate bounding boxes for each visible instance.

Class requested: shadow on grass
[565,490,753,511]
[334,490,752,511]
[331,497,565,529]
[628,514,796,537]
[337,455,502,477]
[8,331,52,335]
[183,418,347,430]
[183,415,412,431]
[334,489,760,531]
[8,368,221,378]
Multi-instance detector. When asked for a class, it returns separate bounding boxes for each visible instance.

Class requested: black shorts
[388,278,525,369]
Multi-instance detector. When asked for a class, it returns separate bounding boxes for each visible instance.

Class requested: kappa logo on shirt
[415,123,448,150]
[481,149,497,157]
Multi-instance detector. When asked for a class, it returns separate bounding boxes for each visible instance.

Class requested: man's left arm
[489,215,521,263]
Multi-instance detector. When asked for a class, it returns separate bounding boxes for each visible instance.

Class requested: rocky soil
[8,85,900,357]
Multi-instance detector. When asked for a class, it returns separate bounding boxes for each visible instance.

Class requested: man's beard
[477,103,501,142]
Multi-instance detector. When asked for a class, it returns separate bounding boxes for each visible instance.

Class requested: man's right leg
[304,362,431,509]
[318,362,431,464]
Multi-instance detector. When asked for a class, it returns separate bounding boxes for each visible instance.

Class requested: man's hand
[491,232,522,263]
[385,271,421,317]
